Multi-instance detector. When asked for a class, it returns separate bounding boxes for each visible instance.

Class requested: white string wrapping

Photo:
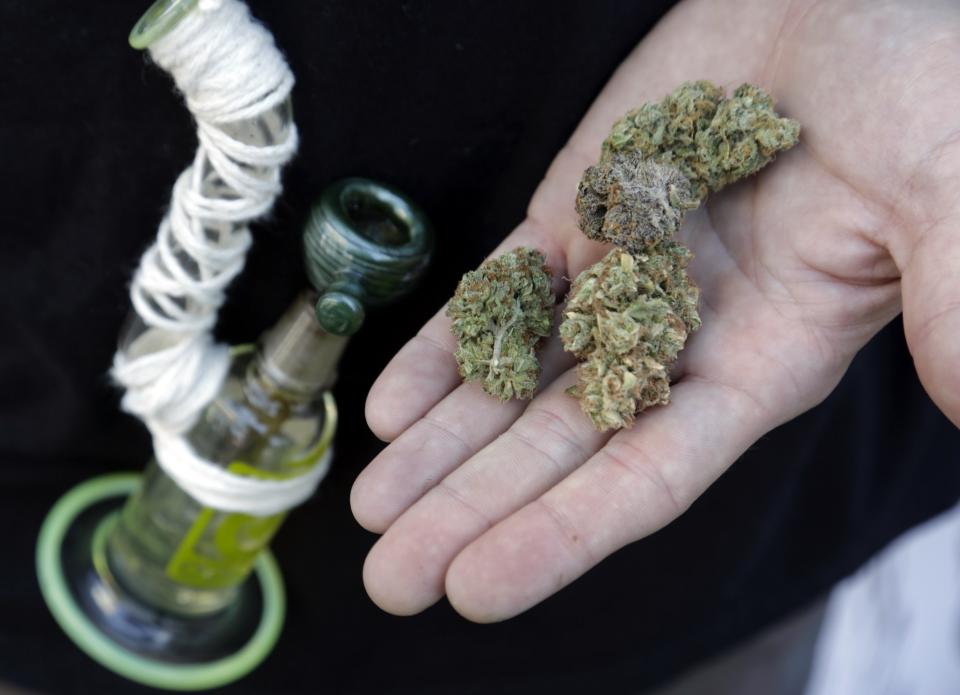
[111,0,328,515]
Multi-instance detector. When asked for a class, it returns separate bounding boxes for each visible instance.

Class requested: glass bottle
[105,292,343,617]
[38,0,434,679]
[81,177,431,662]
[106,6,302,618]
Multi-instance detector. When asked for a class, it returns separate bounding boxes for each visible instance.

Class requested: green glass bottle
[105,293,343,617]
[77,177,432,663]
[37,2,434,686]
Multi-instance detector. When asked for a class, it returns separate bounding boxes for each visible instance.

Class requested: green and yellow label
[165,398,335,590]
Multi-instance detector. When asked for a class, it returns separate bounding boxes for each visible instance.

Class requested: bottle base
[36,473,286,691]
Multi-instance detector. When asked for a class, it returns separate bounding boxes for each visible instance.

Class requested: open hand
[351,0,960,621]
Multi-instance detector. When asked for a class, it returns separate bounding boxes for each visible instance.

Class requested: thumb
[903,215,960,428]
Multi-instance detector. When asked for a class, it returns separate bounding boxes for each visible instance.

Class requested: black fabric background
[1,1,958,693]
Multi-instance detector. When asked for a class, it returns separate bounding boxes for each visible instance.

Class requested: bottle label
[165,436,330,590]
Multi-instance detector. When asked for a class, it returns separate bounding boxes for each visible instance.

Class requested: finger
[363,303,460,442]
[353,384,525,534]
[365,220,568,442]
[361,369,610,615]
[353,300,577,533]
[444,373,776,623]
[902,214,960,428]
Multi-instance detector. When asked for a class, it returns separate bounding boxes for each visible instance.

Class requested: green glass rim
[36,473,286,691]
[319,178,433,261]
[302,177,435,319]
[129,0,199,50]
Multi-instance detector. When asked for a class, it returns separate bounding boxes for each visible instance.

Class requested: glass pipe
[68,0,432,664]
[80,177,432,661]
[37,3,433,684]
[105,0,303,623]
[106,295,342,618]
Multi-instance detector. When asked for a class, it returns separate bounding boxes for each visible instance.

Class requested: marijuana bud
[560,248,698,430]
[447,247,555,401]
[561,80,799,429]
[603,80,800,200]
[695,84,802,193]
[576,152,699,254]
[603,80,723,198]
[573,355,671,432]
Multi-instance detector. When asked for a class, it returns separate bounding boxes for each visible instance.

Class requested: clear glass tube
[119,99,293,359]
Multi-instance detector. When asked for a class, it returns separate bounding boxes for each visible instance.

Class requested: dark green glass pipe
[304,178,434,336]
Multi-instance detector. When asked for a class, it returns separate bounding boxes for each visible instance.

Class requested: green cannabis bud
[560,248,699,430]
[448,247,555,401]
[576,152,699,254]
[561,80,799,430]
[603,80,800,200]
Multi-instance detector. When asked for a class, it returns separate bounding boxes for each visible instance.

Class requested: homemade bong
[36,1,433,689]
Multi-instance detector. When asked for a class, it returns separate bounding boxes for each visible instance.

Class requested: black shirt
[1,2,958,692]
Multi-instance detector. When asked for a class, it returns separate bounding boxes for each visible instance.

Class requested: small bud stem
[488,297,523,377]
[448,247,555,401]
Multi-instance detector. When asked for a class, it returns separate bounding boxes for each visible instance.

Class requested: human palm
[352,0,960,621]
